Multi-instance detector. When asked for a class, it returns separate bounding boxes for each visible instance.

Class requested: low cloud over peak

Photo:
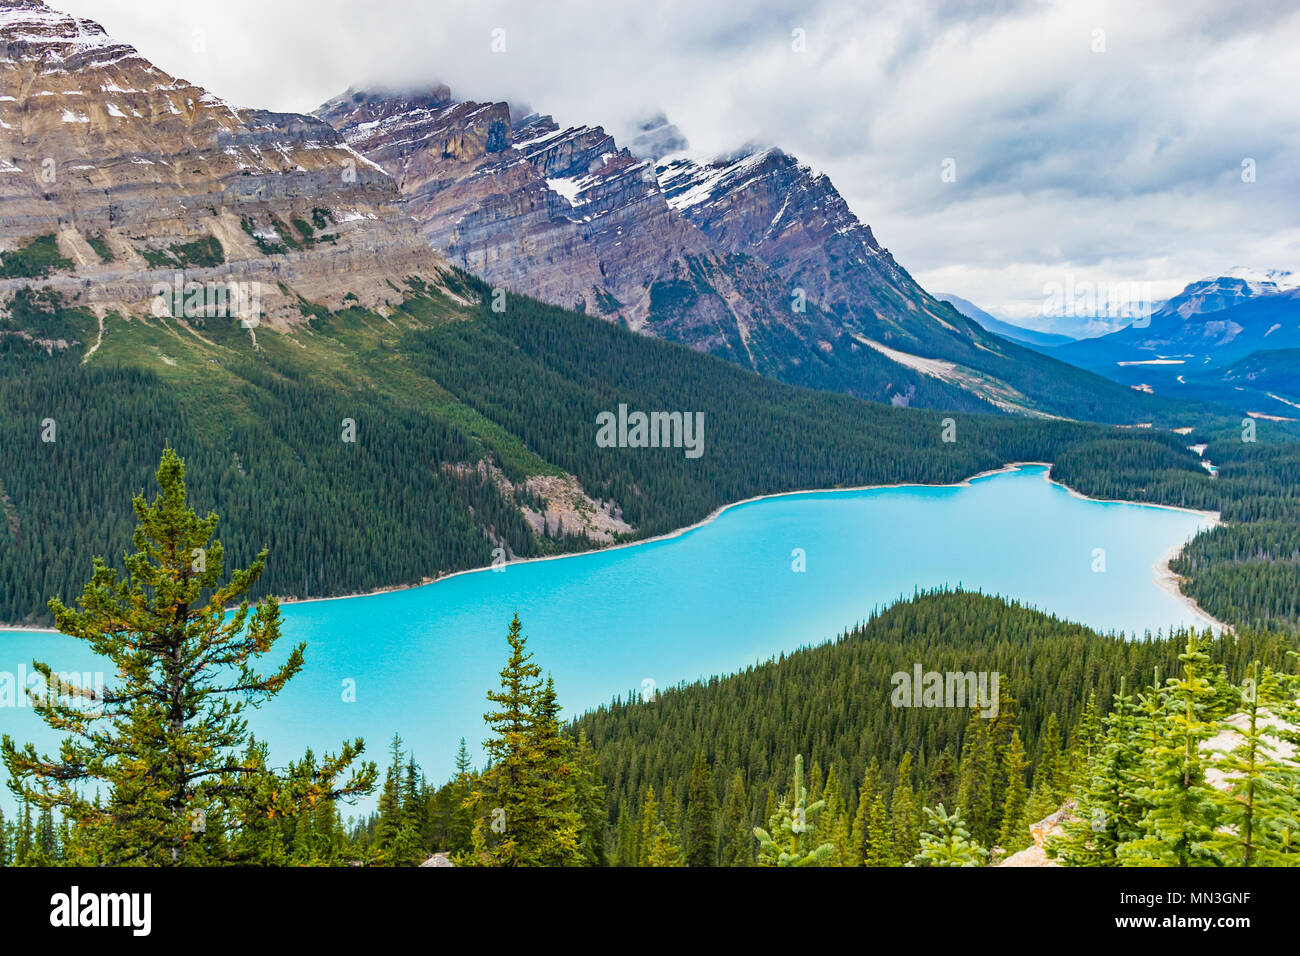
[60,0,1300,319]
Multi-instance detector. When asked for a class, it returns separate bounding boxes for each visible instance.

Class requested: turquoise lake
[0,464,1216,811]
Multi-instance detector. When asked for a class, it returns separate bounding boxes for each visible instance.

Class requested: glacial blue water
[0,464,1215,811]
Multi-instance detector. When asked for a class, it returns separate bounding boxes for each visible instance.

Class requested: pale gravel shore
[1152,543,1231,633]
[1,461,1226,636]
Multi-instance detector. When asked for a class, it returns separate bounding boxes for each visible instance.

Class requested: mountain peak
[1211,267,1299,291]
[626,113,689,160]
[0,1,448,326]
[1157,268,1300,322]
[1,0,111,49]
[315,84,457,124]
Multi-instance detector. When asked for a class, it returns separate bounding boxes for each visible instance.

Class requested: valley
[0,0,1296,883]
[0,463,1219,813]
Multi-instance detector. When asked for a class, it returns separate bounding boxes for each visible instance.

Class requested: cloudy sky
[62,0,1300,322]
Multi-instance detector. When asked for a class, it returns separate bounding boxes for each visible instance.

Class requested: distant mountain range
[936,293,1076,349]
[1051,272,1300,417]
[313,86,1178,424]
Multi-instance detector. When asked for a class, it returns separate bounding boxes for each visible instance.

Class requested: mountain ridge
[1051,273,1300,415]
[315,84,1185,425]
[936,292,1077,349]
[0,0,452,328]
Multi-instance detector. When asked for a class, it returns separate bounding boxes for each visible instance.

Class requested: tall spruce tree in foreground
[1205,663,1292,867]
[1051,679,1144,866]
[0,449,376,865]
[1118,633,1224,866]
[462,613,584,866]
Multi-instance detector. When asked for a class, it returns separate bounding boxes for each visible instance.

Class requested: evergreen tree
[911,804,985,867]
[403,757,426,848]
[822,766,855,868]
[0,449,375,865]
[862,792,892,867]
[956,709,997,846]
[572,731,608,866]
[661,777,682,851]
[890,753,921,865]
[615,802,637,867]
[637,787,681,867]
[447,738,475,853]
[1012,711,1067,842]
[462,614,582,866]
[1267,665,1300,863]
[1206,664,1296,866]
[15,800,31,866]
[754,755,833,866]
[1118,633,1224,866]
[684,752,718,866]
[29,805,55,866]
[930,747,959,809]
[1035,713,1066,805]
[997,730,1030,853]
[529,676,585,863]
[374,735,420,865]
[1072,691,1104,774]
[719,772,752,867]
[848,764,877,866]
[373,737,401,854]
[1052,678,1144,866]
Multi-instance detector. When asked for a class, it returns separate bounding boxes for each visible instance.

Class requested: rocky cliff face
[313,87,788,362]
[0,0,447,327]
[657,146,967,352]
[319,85,1129,416]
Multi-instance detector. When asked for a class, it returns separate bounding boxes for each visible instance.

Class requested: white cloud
[60,0,1300,318]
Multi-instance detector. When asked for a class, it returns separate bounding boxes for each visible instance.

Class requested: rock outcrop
[317,85,1148,419]
[315,86,1013,411]
[0,0,449,327]
[999,801,1076,867]
[1001,709,1299,867]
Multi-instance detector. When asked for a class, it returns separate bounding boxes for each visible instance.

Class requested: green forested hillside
[1,271,1295,628]
[3,463,1296,868]
[1168,436,1300,631]
[567,589,1297,865]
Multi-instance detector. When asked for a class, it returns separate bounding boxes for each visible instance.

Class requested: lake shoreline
[0,461,1224,636]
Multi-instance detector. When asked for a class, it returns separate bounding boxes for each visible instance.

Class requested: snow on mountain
[317,87,1166,421]
[0,0,448,326]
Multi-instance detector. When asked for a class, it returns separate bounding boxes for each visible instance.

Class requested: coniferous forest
[2,449,1297,868]
[6,6,1300,951]
[2,278,1297,632]
[1,272,1299,870]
